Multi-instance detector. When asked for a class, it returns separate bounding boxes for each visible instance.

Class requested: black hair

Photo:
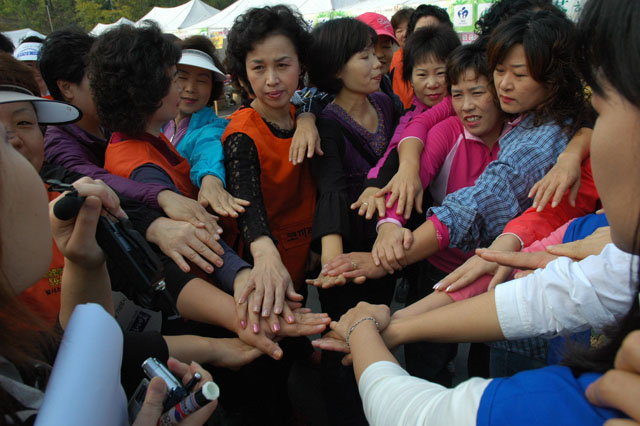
[180,35,225,105]
[487,9,589,134]
[577,0,640,108]
[0,33,14,54]
[402,25,460,83]
[39,29,95,102]
[20,35,44,44]
[407,4,452,37]
[446,40,491,89]
[391,8,415,31]
[562,0,640,376]
[0,52,40,98]
[88,22,181,137]
[307,18,377,95]
[474,0,556,36]
[225,5,311,97]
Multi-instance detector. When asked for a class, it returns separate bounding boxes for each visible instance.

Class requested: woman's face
[177,64,213,117]
[0,101,44,171]
[410,56,447,107]
[451,70,503,143]
[394,21,409,48]
[338,44,382,96]
[151,65,183,128]
[245,34,301,113]
[375,36,394,75]
[0,124,52,293]
[493,44,547,114]
[590,81,640,253]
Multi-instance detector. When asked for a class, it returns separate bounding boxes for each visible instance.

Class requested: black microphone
[52,193,86,220]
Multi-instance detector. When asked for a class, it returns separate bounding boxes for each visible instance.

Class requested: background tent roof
[183,0,361,33]
[2,28,46,47]
[137,0,219,32]
[90,17,135,36]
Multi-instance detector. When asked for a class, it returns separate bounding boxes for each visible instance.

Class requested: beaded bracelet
[345,316,380,350]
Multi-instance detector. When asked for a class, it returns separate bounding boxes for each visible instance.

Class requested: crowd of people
[0,0,639,424]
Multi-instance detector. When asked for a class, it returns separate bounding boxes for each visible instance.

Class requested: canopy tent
[2,28,46,47]
[340,0,450,18]
[90,17,135,36]
[137,0,219,33]
[181,0,362,34]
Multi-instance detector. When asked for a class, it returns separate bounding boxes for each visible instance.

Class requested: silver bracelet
[346,316,380,350]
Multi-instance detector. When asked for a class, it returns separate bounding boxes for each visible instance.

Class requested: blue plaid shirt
[430,114,571,252]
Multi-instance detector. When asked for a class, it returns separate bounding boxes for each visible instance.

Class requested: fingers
[341,353,354,366]
[586,370,640,421]
[261,284,275,318]
[364,199,378,220]
[253,335,283,360]
[402,229,414,250]
[513,270,534,279]
[322,256,355,276]
[168,250,192,273]
[273,284,285,316]
[266,314,280,334]
[385,186,400,210]
[534,182,554,212]
[131,377,166,426]
[374,197,386,219]
[402,189,413,220]
[414,190,424,214]
[568,179,581,208]
[235,298,248,330]
[476,249,555,270]
[72,178,125,218]
[314,139,324,156]
[551,181,570,209]
[311,337,349,353]
[487,266,512,291]
[282,302,295,324]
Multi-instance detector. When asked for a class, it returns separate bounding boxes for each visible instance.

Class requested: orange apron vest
[221,106,316,288]
[104,132,197,198]
[391,48,414,109]
[19,189,64,326]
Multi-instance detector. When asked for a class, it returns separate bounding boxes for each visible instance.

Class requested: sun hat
[356,12,398,43]
[13,42,42,62]
[0,84,81,124]
[179,49,226,81]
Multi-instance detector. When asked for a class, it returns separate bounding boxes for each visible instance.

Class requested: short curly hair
[487,9,590,134]
[180,35,225,105]
[307,18,377,95]
[391,8,414,31]
[0,52,40,97]
[407,5,452,37]
[474,0,554,36]
[39,29,95,102]
[88,22,181,137]
[225,5,311,96]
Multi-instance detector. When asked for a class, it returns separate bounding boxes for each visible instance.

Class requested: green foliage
[0,0,236,34]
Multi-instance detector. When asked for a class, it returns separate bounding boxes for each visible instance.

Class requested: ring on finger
[352,262,358,270]
[362,202,369,206]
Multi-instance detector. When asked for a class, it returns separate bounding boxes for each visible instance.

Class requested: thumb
[132,377,166,426]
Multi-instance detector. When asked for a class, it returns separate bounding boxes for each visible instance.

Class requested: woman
[322,0,640,423]
[0,67,215,425]
[222,5,316,325]
[163,36,250,219]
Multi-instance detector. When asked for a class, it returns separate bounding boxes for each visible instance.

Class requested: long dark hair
[563,0,640,375]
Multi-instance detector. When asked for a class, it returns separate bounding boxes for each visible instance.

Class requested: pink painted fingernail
[273,323,280,332]
[240,320,246,329]
[253,324,259,333]
[288,315,295,323]
[433,283,441,290]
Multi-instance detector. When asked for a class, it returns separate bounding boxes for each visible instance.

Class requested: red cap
[356,12,398,43]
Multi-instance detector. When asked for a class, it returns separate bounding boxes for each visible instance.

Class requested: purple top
[163,116,191,148]
[44,124,172,208]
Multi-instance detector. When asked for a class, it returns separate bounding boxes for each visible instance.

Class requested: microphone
[52,193,86,220]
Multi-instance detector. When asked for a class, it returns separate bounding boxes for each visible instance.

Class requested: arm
[431,120,570,252]
[44,128,170,208]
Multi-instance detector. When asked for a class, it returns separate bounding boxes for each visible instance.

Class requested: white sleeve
[359,361,490,426]
[495,243,638,340]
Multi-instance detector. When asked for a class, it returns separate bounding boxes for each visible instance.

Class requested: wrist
[493,233,524,252]
[346,317,380,350]
[233,268,251,294]
[201,174,224,188]
[145,217,169,243]
[250,236,280,259]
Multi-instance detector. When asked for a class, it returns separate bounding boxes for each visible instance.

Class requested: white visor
[14,42,42,62]
[179,49,226,81]
[0,86,81,125]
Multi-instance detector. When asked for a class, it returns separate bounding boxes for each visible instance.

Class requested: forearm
[383,291,503,347]
[320,233,344,265]
[163,335,217,365]
[397,138,423,166]
[562,127,592,161]
[350,321,399,382]
[176,277,237,331]
[403,219,440,265]
[60,261,114,328]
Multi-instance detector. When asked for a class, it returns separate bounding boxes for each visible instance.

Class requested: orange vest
[104,132,197,198]
[19,189,64,326]
[391,48,414,109]
[221,106,316,288]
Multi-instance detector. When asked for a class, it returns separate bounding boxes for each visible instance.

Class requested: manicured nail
[272,322,280,332]
[240,320,246,329]
[253,305,260,313]
[262,309,269,317]
[252,324,259,333]
[274,307,282,314]
[288,315,295,323]
[433,282,441,290]
[446,285,453,292]
[273,349,282,359]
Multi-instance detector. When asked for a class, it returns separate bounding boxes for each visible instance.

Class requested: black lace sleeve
[223,132,275,245]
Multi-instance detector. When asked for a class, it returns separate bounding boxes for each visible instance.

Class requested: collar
[462,118,516,145]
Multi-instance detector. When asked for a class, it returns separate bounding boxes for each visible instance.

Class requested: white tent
[182,0,362,33]
[2,28,46,47]
[341,0,451,18]
[137,0,219,33]
[90,17,135,36]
